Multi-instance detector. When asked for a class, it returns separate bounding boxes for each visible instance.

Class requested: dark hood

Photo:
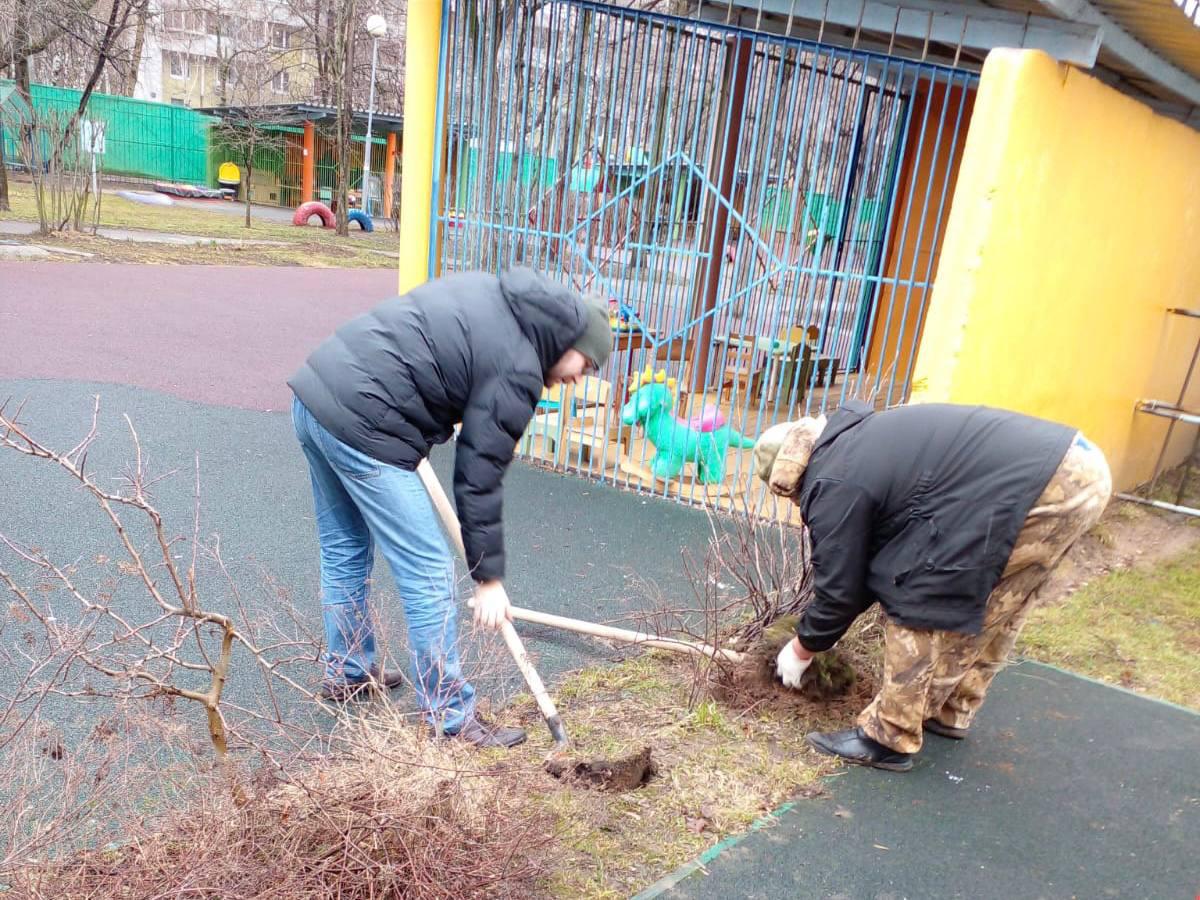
[499,267,587,374]
[813,400,874,453]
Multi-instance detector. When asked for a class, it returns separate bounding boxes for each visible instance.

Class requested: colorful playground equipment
[292,201,374,231]
[347,209,374,232]
[292,201,336,228]
[608,298,638,332]
[217,161,241,199]
[620,368,756,484]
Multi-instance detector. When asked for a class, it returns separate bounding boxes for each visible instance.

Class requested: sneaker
[806,726,914,772]
[320,665,406,702]
[447,714,527,749]
[923,718,969,740]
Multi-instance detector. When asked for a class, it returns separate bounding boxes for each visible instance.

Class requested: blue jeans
[292,396,475,733]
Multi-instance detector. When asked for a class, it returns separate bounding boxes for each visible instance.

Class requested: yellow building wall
[162,51,317,109]
[910,49,1200,490]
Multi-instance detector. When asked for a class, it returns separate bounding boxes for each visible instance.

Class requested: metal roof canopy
[695,0,1200,127]
[695,1,1101,64]
[195,102,405,133]
[1036,0,1200,124]
[197,103,480,139]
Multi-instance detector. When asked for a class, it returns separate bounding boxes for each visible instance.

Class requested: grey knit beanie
[572,294,613,370]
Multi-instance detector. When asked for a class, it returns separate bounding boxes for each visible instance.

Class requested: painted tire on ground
[347,209,374,232]
[292,201,336,228]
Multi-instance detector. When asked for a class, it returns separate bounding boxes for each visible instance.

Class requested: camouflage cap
[753,417,827,498]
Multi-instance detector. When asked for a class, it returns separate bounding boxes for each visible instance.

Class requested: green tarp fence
[1,80,214,184]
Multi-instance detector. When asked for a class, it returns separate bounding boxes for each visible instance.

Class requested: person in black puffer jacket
[289,268,612,749]
[753,402,1112,771]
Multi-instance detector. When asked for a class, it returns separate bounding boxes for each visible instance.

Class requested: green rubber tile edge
[1012,658,1198,717]
[630,801,796,899]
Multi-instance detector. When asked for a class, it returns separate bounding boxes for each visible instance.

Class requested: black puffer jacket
[796,402,1075,652]
[289,268,587,582]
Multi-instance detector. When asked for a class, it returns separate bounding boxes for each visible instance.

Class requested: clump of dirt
[543,745,657,791]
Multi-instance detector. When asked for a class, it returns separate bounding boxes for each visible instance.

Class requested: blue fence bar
[433,1,978,514]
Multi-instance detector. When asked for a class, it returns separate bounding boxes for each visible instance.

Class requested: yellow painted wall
[911,49,1200,490]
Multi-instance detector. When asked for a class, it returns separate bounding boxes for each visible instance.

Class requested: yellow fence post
[398,0,443,295]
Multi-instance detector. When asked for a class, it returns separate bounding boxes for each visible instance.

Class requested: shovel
[416,460,569,750]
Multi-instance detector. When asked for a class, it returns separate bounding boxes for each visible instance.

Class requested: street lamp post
[361,13,387,219]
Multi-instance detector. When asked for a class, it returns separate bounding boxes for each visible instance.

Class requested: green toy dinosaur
[620,369,756,484]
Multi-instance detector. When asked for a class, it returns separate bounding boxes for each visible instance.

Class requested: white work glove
[473,580,512,632]
[776,638,814,689]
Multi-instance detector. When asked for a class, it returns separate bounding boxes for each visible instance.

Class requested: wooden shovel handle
[416,460,568,748]
[500,603,743,664]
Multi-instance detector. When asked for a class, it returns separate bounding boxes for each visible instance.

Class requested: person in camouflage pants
[754,402,1112,771]
[857,435,1112,754]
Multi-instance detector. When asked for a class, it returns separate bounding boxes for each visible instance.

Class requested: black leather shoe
[320,665,406,702]
[924,718,968,740]
[806,727,914,772]
[447,715,527,749]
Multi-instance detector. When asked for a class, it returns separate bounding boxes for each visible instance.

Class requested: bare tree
[1,0,150,232]
[329,0,357,235]
[0,0,150,94]
[0,397,323,759]
[121,0,150,94]
[285,0,404,108]
[160,0,298,106]
[283,0,405,235]
[211,85,292,227]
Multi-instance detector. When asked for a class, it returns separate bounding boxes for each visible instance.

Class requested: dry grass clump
[6,712,553,900]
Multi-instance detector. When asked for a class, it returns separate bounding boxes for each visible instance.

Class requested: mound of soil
[544,746,657,791]
[714,614,881,719]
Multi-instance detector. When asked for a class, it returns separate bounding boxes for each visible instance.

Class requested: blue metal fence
[433,1,977,510]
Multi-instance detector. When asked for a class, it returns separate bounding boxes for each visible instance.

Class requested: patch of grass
[689,697,733,733]
[1147,465,1200,508]
[2,182,398,258]
[502,654,837,899]
[1019,545,1200,709]
[2,231,393,268]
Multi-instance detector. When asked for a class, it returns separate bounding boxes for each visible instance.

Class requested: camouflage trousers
[858,435,1113,753]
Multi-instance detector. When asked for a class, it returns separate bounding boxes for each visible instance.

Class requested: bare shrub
[632,503,883,713]
[0,397,556,898]
[6,711,553,899]
[0,396,323,760]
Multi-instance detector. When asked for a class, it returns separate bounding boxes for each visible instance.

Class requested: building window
[272,69,290,94]
[271,23,289,50]
[167,51,188,79]
[164,7,204,34]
